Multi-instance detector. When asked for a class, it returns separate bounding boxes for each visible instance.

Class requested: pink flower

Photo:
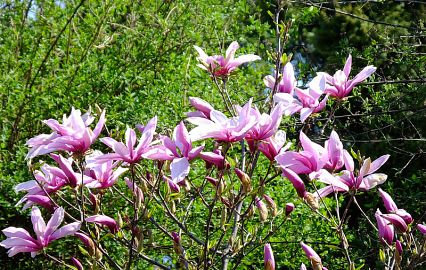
[375,209,394,245]
[15,165,67,210]
[84,151,128,189]
[264,62,297,95]
[310,154,389,198]
[258,130,291,161]
[342,154,390,191]
[194,41,260,77]
[318,54,376,99]
[188,99,258,142]
[26,108,105,159]
[300,242,324,270]
[96,117,157,164]
[274,75,328,122]
[48,154,92,188]
[245,104,284,146]
[276,131,328,174]
[264,243,275,270]
[1,207,81,257]
[86,215,119,234]
[378,188,413,225]
[323,130,346,171]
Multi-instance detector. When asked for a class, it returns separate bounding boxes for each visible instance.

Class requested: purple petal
[31,207,46,239]
[343,54,352,77]
[378,188,398,213]
[86,215,118,234]
[170,157,190,183]
[50,222,81,241]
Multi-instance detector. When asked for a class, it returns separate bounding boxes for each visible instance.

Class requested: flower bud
[71,257,83,270]
[264,243,275,270]
[172,232,184,255]
[285,203,295,216]
[221,206,227,229]
[304,192,319,211]
[263,194,278,217]
[417,223,426,235]
[255,197,268,222]
[75,232,96,256]
[235,168,252,193]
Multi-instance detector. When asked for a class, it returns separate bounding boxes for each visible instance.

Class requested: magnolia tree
[2,8,426,270]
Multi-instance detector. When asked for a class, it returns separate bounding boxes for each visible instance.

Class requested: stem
[127,164,138,270]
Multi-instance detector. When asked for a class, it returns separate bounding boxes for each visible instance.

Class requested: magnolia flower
[26,108,105,159]
[145,122,203,185]
[86,215,119,234]
[264,62,297,95]
[375,209,394,245]
[48,154,93,188]
[194,41,260,77]
[258,130,291,161]
[274,75,328,122]
[1,207,81,257]
[276,131,328,174]
[84,151,128,189]
[264,243,275,270]
[300,242,324,270]
[318,54,376,99]
[378,188,413,225]
[245,104,284,147]
[15,165,67,210]
[188,99,258,142]
[96,117,157,164]
[323,130,347,171]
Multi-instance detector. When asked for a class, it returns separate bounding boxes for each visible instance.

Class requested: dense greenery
[1,0,424,269]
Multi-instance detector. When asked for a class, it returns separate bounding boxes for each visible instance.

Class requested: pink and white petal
[225,41,240,63]
[343,54,352,77]
[347,65,376,89]
[263,75,276,89]
[125,128,137,157]
[368,154,390,175]
[232,54,261,66]
[2,227,34,241]
[50,222,81,242]
[362,173,387,190]
[193,46,209,61]
[31,207,46,239]
[170,157,190,183]
[44,207,65,238]
[14,180,38,192]
[343,150,354,172]
[92,110,106,139]
[174,122,191,157]
[100,137,120,149]
[137,116,157,152]
[189,97,214,114]
[188,145,204,160]
[7,246,39,257]
[300,108,315,123]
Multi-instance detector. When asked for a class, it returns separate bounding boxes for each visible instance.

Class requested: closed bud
[117,212,123,228]
[247,204,255,218]
[221,206,227,228]
[263,194,278,217]
[95,246,103,261]
[255,197,268,222]
[304,192,319,211]
[171,200,176,214]
[285,203,295,216]
[235,168,252,193]
[75,232,96,256]
[264,243,275,270]
[311,256,323,270]
[71,257,83,270]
